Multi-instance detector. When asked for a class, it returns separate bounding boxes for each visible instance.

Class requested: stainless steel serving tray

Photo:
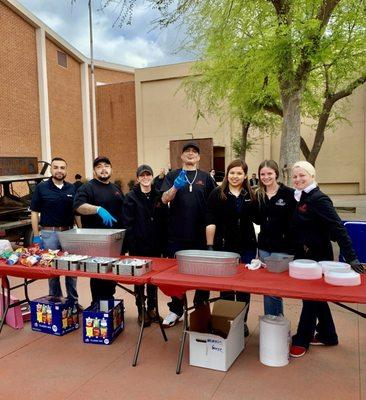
[79,257,119,273]
[112,259,152,276]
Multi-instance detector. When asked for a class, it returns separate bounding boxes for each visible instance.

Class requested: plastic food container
[289,259,322,280]
[112,259,152,276]
[176,250,240,276]
[318,261,351,274]
[79,257,119,273]
[324,269,361,286]
[53,254,89,271]
[264,254,294,273]
[57,229,125,257]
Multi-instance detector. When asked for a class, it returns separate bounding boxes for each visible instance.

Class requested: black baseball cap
[93,156,111,168]
[136,164,153,177]
[182,141,200,154]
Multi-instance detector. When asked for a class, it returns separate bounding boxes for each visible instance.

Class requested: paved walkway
[0,276,365,400]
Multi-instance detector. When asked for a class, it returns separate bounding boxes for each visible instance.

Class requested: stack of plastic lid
[318,261,351,274]
[324,269,361,286]
[289,259,322,280]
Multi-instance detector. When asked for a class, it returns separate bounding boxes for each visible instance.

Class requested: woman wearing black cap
[123,165,167,326]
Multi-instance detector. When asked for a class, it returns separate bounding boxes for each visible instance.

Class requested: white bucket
[259,315,291,367]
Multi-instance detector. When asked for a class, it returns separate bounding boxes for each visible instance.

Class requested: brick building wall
[96,81,137,192]
[46,38,85,182]
[0,2,41,160]
[94,67,134,84]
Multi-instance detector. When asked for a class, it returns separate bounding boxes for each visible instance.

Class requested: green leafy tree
[85,0,366,180]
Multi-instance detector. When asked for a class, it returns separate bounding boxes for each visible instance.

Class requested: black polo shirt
[30,179,75,227]
[73,179,124,229]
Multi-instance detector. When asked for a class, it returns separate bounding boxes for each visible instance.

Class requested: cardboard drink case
[30,296,79,336]
[189,300,247,371]
[83,299,124,345]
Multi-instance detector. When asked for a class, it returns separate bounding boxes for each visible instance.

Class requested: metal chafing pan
[53,255,89,271]
[79,257,119,273]
[112,259,152,276]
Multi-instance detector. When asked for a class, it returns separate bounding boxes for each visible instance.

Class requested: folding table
[0,257,177,366]
[151,265,366,373]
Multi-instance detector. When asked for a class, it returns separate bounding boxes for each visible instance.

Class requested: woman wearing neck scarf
[206,159,257,337]
[289,161,364,358]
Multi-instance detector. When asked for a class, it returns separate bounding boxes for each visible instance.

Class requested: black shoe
[244,323,249,338]
[138,312,151,327]
[147,309,163,323]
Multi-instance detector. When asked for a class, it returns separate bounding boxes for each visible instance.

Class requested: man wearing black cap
[161,141,216,327]
[123,164,166,326]
[74,156,124,303]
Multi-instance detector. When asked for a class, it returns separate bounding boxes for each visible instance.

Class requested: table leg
[0,277,10,333]
[155,288,167,342]
[176,296,188,374]
[132,285,146,367]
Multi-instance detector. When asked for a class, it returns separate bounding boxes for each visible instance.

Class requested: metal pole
[88,0,98,157]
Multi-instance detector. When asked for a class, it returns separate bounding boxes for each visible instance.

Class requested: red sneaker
[290,345,307,358]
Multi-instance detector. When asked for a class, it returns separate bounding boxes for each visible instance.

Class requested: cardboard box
[30,296,79,336]
[83,299,124,345]
[189,300,246,371]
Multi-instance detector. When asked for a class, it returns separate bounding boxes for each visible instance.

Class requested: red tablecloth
[151,265,366,304]
[0,257,177,286]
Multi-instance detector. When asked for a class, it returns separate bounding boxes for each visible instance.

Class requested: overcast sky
[17,0,194,68]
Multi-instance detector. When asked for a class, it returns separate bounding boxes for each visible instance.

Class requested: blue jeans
[41,230,78,301]
[259,249,284,316]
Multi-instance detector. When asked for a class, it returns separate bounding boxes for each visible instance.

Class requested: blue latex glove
[173,170,187,190]
[32,235,44,249]
[97,206,117,227]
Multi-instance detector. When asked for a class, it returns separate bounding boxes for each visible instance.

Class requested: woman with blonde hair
[206,159,257,337]
[254,159,296,316]
[289,161,364,358]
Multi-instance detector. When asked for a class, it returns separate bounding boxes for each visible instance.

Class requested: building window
[57,50,68,68]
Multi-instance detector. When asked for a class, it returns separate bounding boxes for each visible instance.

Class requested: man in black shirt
[31,157,79,303]
[161,141,216,327]
[73,174,83,191]
[74,156,124,303]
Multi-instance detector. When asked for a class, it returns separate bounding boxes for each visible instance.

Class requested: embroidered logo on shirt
[275,199,286,206]
[196,180,204,185]
[67,194,73,197]
[298,203,308,213]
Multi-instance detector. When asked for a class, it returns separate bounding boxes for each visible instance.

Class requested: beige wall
[135,62,234,174]
[135,62,366,194]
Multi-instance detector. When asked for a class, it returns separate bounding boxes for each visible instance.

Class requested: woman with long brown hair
[206,159,257,337]
[254,159,296,316]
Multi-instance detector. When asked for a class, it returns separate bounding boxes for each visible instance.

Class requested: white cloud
[16,0,194,68]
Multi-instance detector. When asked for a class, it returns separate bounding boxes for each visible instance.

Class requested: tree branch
[307,72,366,164]
[300,136,310,160]
[294,0,341,89]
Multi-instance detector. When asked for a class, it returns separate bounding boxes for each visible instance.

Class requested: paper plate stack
[289,259,322,280]
[318,261,351,274]
[324,269,361,286]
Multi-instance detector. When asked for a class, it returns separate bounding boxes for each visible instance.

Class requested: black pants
[218,249,256,323]
[292,300,338,348]
[166,240,209,317]
[135,284,157,312]
[219,291,250,322]
[90,278,116,303]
